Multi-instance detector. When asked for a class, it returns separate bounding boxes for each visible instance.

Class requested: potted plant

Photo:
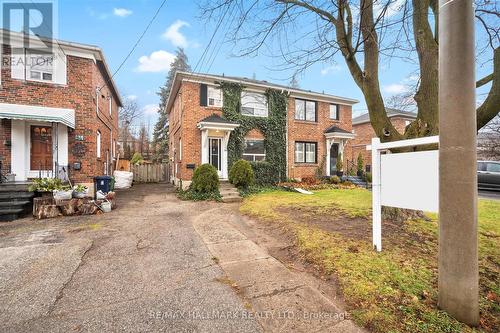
[28,178,70,198]
[72,184,89,198]
[357,153,364,177]
[336,153,344,177]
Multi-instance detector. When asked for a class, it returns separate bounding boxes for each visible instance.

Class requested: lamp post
[438,0,479,325]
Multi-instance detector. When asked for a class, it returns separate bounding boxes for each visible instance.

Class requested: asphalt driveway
[0,184,261,333]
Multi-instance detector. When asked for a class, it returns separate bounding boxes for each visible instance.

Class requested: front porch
[324,125,356,176]
[0,103,75,182]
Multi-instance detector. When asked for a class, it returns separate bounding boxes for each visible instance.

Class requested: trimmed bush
[365,172,372,183]
[250,161,280,185]
[229,159,254,188]
[357,153,364,172]
[329,175,341,184]
[191,164,219,192]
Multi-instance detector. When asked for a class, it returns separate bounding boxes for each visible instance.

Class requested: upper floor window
[108,95,113,116]
[207,86,223,107]
[241,91,268,117]
[330,104,339,120]
[27,51,53,82]
[243,139,266,162]
[295,99,316,122]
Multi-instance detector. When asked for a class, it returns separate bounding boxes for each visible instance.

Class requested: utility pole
[438,0,479,326]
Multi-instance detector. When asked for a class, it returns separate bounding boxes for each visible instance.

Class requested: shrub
[301,177,321,185]
[229,159,254,188]
[365,172,372,183]
[130,152,144,165]
[336,153,343,173]
[250,161,280,185]
[357,153,364,172]
[177,188,221,201]
[191,164,219,192]
[329,175,341,184]
[28,178,70,192]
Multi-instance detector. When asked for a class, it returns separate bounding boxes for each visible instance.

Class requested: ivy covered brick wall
[220,82,288,182]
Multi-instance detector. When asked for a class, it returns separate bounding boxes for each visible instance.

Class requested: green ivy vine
[219,82,288,182]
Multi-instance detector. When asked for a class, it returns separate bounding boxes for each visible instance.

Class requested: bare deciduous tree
[201,0,499,142]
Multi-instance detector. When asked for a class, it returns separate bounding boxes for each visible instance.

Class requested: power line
[99,0,168,90]
[193,4,232,74]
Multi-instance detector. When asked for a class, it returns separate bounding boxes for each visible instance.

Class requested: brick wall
[287,97,352,180]
[346,117,413,170]
[0,119,11,173]
[0,45,119,182]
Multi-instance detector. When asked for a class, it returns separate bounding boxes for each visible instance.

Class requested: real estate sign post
[438,0,479,325]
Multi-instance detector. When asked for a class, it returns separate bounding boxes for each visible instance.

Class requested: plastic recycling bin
[94,176,113,197]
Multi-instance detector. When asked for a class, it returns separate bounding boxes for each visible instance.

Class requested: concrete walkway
[192,206,365,333]
[0,185,261,332]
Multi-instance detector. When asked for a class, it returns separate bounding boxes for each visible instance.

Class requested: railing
[37,161,70,181]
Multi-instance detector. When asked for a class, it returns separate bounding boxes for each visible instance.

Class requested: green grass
[241,188,499,333]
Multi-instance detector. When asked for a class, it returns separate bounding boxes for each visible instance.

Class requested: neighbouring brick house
[345,109,417,172]
[165,72,358,188]
[0,30,122,185]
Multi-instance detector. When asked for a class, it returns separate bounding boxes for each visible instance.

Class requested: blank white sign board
[380,150,439,212]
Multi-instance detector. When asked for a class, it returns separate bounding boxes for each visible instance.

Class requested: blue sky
[5,0,494,128]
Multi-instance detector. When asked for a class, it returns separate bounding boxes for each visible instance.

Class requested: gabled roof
[199,113,238,125]
[324,125,352,134]
[0,29,122,107]
[352,108,417,125]
[166,71,359,114]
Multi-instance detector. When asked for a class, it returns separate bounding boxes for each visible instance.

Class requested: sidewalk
[192,206,366,333]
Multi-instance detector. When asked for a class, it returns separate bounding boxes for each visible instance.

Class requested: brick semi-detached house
[345,109,417,172]
[165,72,358,188]
[0,30,122,185]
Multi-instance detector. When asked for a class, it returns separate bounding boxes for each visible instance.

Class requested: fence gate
[131,163,169,183]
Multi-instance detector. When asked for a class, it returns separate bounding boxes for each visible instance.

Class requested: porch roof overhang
[324,125,355,139]
[196,114,239,131]
[0,103,75,128]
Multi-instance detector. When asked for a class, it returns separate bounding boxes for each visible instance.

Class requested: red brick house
[345,109,417,172]
[165,72,358,188]
[0,30,122,185]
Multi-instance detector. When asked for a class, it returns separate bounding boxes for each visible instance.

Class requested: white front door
[208,137,223,177]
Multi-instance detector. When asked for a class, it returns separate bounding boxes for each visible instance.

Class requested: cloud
[142,104,159,115]
[320,64,342,76]
[126,95,137,101]
[162,20,190,48]
[383,83,408,94]
[136,50,175,73]
[113,8,133,17]
[374,0,406,18]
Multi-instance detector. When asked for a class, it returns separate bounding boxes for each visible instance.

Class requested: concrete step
[0,192,35,200]
[222,196,243,203]
[0,200,30,207]
[0,183,31,192]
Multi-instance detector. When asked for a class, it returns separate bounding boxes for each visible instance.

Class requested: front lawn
[240,189,499,333]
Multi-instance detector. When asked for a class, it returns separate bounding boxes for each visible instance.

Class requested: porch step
[0,185,35,222]
[219,181,243,203]
[346,176,368,188]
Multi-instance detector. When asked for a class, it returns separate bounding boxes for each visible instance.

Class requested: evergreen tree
[153,48,191,162]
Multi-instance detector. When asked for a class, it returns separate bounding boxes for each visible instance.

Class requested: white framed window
[97,130,101,158]
[207,86,223,107]
[179,138,182,160]
[243,139,266,162]
[109,95,113,116]
[241,91,268,117]
[295,99,316,121]
[330,104,339,120]
[27,51,54,82]
[295,142,317,163]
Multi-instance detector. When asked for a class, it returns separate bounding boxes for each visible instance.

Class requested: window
[27,51,53,82]
[241,91,268,117]
[295,142,317,163]
[96,131,101,158]
[243,139,266,162]
[330,104,339,120]
[109,95,113,116]
[486,162,500,173]
[295,99,316,121]
[207,86,223,107]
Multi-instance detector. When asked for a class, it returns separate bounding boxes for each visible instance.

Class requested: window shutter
[336,104,340,120]
[315,101,318,122]
[200,84,208,106]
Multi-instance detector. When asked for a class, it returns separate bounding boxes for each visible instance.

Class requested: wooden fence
[131,163,169,183]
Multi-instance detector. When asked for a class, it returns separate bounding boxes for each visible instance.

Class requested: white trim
[0,103,75,128]
[197,122,239,131]
[324,132,355,139]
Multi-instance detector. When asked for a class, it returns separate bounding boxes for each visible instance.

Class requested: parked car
[478,161,500,191]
